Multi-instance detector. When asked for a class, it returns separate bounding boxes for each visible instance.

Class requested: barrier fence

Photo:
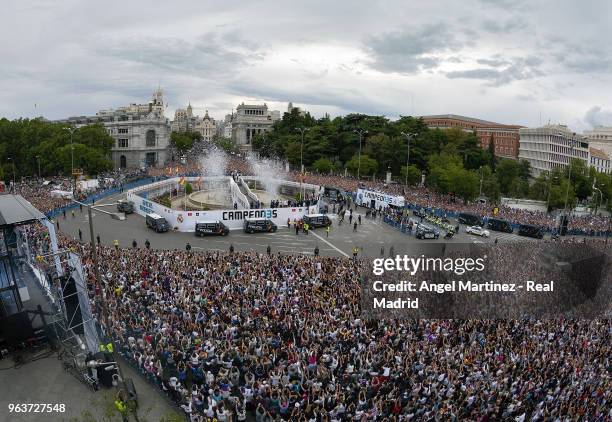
[384,203,611,237]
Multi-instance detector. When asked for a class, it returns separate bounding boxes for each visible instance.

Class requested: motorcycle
[444,231,454,240]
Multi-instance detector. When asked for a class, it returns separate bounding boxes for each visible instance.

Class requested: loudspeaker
[62,276,84,335]
[0,311,35,347]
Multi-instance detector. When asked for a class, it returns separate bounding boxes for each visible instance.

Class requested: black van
[195,221,229,236]
[518,224,544,239]
[146,213,169,233]
[487,218,513,233]
[243,218,278,234]
[458,212,483,226]
[302,214,332,228]
[117,200,134,214]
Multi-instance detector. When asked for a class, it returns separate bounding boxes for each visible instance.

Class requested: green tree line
[252,109,612,208]
[0,118,114,180]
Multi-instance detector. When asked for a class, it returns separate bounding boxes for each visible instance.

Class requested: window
[146,129,156,147]
[118,139,128,148]
[118,128,128,134]
[120,155,127,168]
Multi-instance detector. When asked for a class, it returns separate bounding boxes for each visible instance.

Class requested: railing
[45,177,160,219]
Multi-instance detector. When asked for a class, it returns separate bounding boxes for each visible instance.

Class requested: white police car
[466,225,490,238]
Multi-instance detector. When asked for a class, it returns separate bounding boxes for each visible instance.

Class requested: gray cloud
[476,57,511,67]
[446,56,544,86]
[481,17,526,33]
[363,25,463,74]
[95,32,264,76]
[584,106,612,128]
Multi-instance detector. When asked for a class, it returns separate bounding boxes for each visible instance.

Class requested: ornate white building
[194,110,217,142]
[231,103,281,151]
[57,89,171,169]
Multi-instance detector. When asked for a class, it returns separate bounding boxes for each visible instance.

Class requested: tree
[185,182,193,195]
[400,165,421,186]
[170,132,195,154]
[495,159,520,195]
[487,134,496,170]
[345,154,378,177]
[312,157,333,174]
[213,136,238,154]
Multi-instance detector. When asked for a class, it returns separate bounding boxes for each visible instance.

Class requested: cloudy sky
[2,0,612,132]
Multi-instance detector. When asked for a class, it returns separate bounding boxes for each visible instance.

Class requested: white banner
[127,176,320,231]
[356,188,405,209]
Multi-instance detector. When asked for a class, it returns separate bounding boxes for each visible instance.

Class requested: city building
[231,103,281,151]
[56,89,171,169]
[589,147,611,174]
[217,114,233,139]
[287,102,306,117]
[194,110,217,142]
[518,124,589,177]
[171,103,198,133]
[420,114,523,159]
[583,126,612,160]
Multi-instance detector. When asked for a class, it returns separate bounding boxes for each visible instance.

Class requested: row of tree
[0,118,114,180]
[252,109,612,208]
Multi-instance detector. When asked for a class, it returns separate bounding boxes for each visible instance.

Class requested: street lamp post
[72,200,128,395]
[64,127,77,195]
[563,136,576,217]
[7,157,16,192]
[592,186,602,215]
[295,127,309,200]
[353,129,368,180]
[545,172,557,211]
[401,132,416,188]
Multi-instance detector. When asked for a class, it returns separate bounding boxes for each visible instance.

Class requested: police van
[302,214,332,228]
[458,212,483,226]
[146,213,169,233]
[195,220,229,237]
[243,218,277,234]
[518,224,544,239]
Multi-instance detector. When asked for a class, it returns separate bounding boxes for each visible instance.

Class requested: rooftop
[589,147,610,160]
[420,114,523,128]
[0,194,46,227]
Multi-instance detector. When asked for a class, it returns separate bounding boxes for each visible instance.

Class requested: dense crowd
[21,224,609,421]
[10,137,608,235]
[291,172,611,235]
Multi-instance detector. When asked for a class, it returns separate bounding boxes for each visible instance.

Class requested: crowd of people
[21,223,610,421]
[14,149,610,420]
[291,172,610,236]
[10,137,608,236]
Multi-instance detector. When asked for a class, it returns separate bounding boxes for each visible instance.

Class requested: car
[487,218,513,233]
[146,213,169,233]
[195,221,229,236]
[302,214,332,228]
[415,224,440,239]
[458,212,483,226]
[243,218,277,234]
[518,224,544,239]
[117,200,134,214]
[466,225,490,237]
